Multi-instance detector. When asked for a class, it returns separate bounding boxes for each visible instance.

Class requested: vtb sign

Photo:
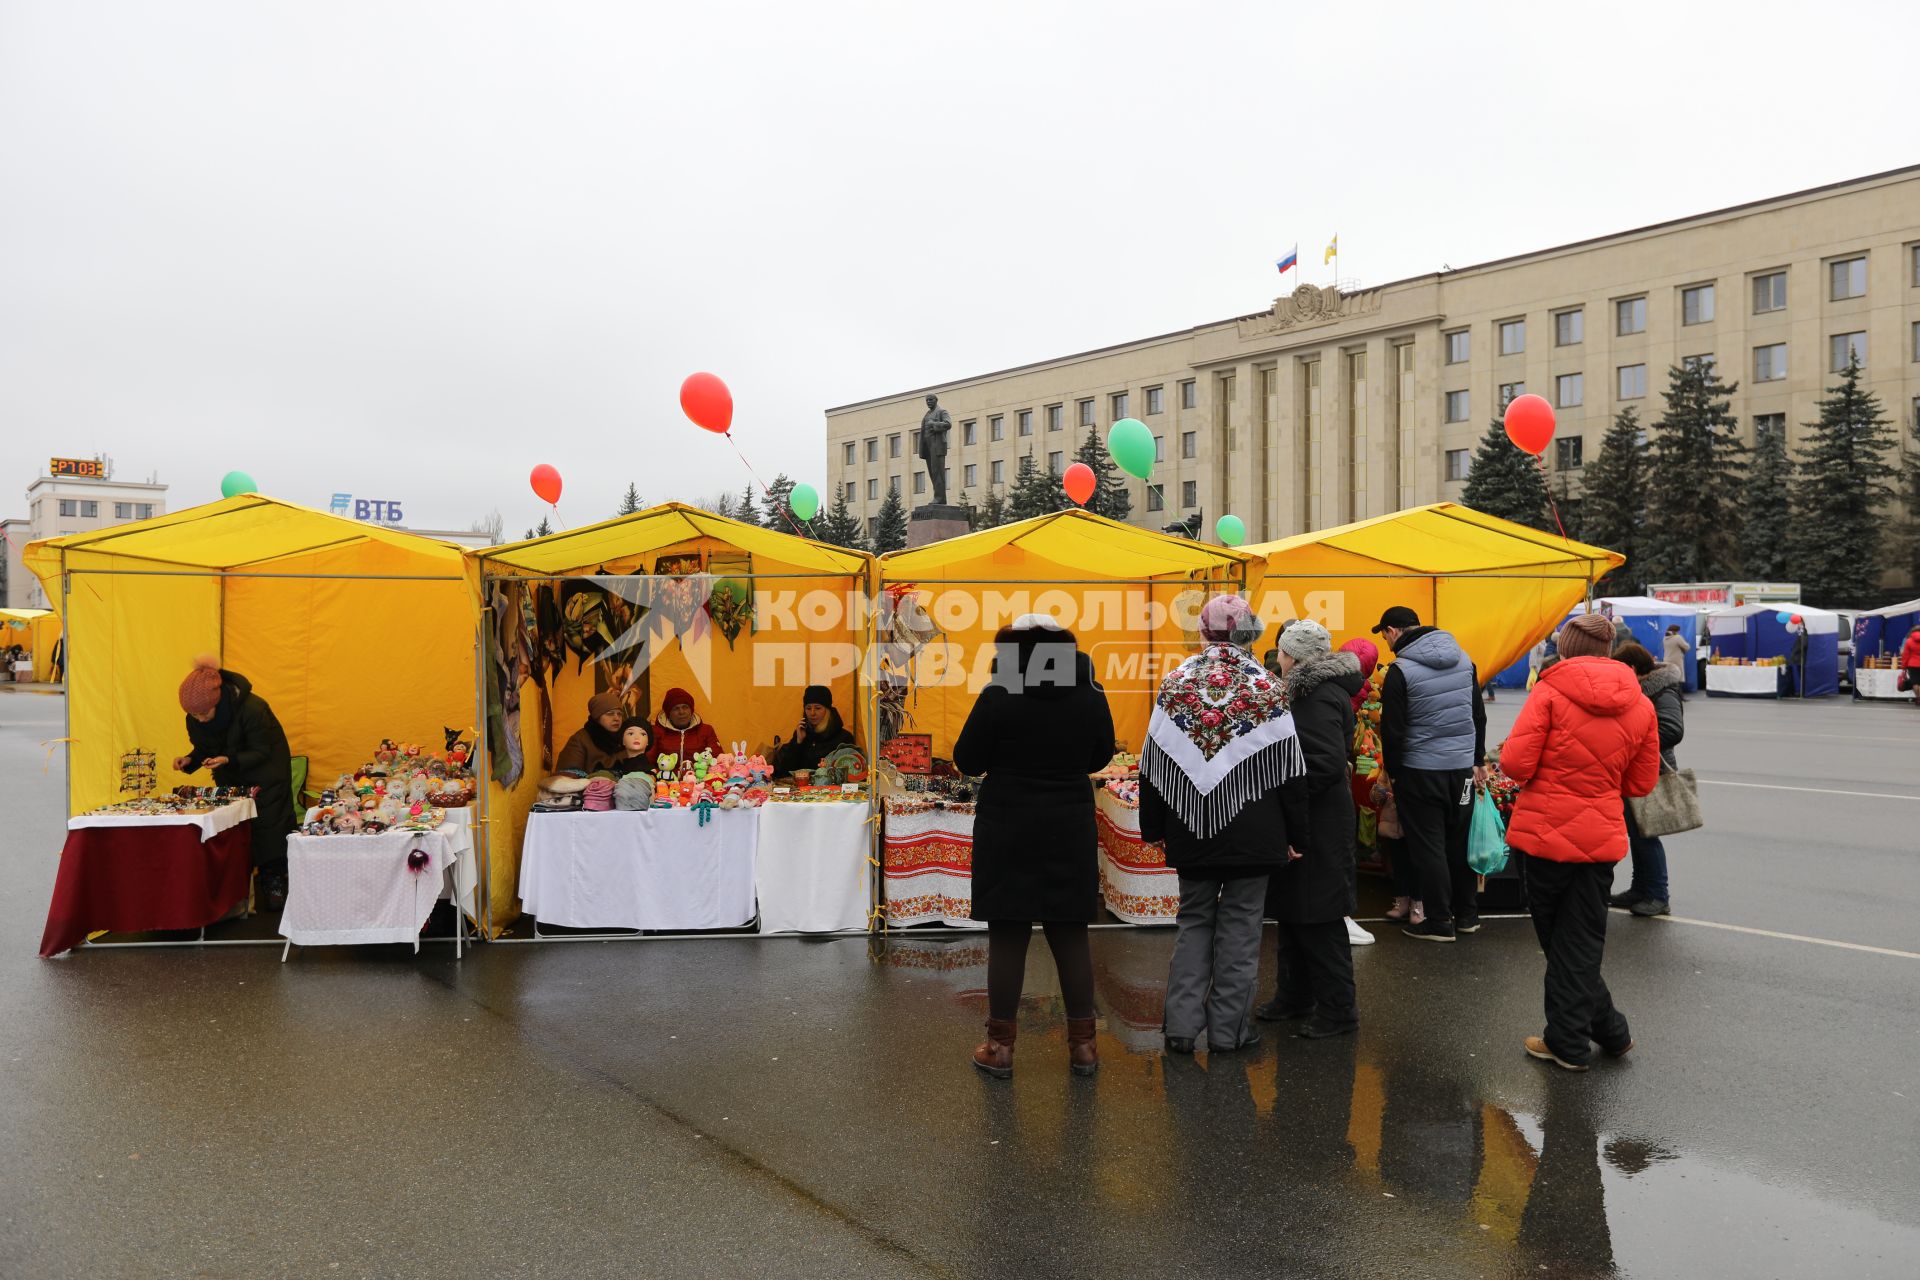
[329,493,405,525]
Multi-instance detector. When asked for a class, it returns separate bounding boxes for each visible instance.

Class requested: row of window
[1446,407,1804,484]
[51,498,156,520]
[1440,249,1918,365]
[845,382,1205,468]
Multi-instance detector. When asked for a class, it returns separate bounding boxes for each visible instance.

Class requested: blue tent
[1853,598,1920,670]
[1490,653,1531,689]
[1707,604,1839,697]
[1567,597,1703,690]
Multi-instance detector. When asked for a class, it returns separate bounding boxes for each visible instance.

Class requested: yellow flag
[1324,236,1338,264]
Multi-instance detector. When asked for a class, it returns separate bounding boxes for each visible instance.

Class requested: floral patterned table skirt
[1093,790,1178,925]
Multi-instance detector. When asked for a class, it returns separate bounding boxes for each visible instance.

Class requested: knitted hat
[802,684,833,710]
[1279,619,1332,661]
[588,691,623,721]
[1199,594,1261,645]
[1339,636,1379,681]
[1557,612,1616,659]
[179,655,223,717]
[661,687,695,714]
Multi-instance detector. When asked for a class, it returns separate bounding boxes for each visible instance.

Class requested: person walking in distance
[1372,606,1487,942]
[1661,624,1692,697]
[1609,642,1684,918]
[1903,625,1920,707]
[1500,612,1660,1071]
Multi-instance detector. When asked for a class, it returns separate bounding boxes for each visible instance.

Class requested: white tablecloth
[1854,667,1906,700]
[1706,665,1781,696]
[280,819,471,946]
[519,808,759,930]
[68,799,257,842]
[755,802,872,934]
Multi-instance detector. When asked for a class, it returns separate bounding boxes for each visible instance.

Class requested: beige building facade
[5,471,169,610]
[825,165,1920,545]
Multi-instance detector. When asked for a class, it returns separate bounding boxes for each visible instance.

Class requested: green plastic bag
[1467,787,1509,876]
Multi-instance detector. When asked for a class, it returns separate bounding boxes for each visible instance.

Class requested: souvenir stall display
[39,776,260,957]
[879,772,985,929]
[1349,670,1387,875]
[1091,753,1179,925]
[1705,604,1839,697]
[1851,598,1920,700]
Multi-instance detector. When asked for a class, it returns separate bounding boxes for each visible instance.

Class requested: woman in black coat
[772,684,857,776]
[1609,642,1683,917]
[953,617,1115,1080]
[1258,621,1362,1038]
[174,657,296,907]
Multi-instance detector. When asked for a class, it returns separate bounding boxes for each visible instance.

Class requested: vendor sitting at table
[773,684,855,776]
[609,718,654,776]
[651,686,721,762]
[557,690,626,773]
[174,656,296,909]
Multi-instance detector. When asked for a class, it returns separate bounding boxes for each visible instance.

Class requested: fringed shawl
[1142,642,1305,839]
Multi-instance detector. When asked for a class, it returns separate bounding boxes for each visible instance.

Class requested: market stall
[24,497,483,949]
[473,503,876,936]
[1567,597,1703,690]
[1851,598,1920,700]
[0,607,62,683]
[1705,604,1839,698]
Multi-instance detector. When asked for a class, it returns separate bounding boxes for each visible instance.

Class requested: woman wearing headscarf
[556,690,627,773]
[1256,620,1364,1037]
[955,615,1116,1079]
[1140,595,1309,1055]
[173,656,295,908]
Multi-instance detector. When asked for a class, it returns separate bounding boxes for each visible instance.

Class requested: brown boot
[972,1018,1016,1079]
[1067,1016,1099,1076]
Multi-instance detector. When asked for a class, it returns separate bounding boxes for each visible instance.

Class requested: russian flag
[1275,245,1298,275]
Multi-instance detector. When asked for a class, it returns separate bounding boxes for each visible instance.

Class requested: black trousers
[1523,854,1630,1065]
[1395,766,1476,924]
[1275,919,1358,1027]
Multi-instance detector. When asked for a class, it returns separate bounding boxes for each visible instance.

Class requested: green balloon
[788,482,820,522]
[1106,418,1155,479]
[1216,514,1246,547]
[220,470,257,499]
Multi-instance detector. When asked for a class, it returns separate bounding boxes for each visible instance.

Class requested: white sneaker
[1345,917,1375,946]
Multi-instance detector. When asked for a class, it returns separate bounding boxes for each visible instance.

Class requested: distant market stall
[0,607,62,683]
[1705,604,1840,697]
[1850,598,1920,700]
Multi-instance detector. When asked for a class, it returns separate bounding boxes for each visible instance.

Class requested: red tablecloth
[39,822,255,957]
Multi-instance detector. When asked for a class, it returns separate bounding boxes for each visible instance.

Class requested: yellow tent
[876,510,1250,757]
[0,607,62,683]
[23,496,480,828]
[472,503,874,929]
[1241,504,1625,677]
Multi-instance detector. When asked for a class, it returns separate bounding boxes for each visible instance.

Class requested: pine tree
[976,485,1011,529]
[1073,426,1133,522]
[1460,420,1551,531]
[736,484,759,527]
[616,483,643,516]
[870,485,908,553]
[816,487,867,551]
[1643,360,1746,582]
[761,473,797,533]
[1740,420,1795,579]
[1007,451,1068,521]
[1579,408,1649,593]
[1788,354,1900,601]
[531,515,552,539]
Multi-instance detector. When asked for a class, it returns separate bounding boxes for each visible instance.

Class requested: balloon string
[724,432,817,539]
[548,503,568,532]
[1532,454,1570,543]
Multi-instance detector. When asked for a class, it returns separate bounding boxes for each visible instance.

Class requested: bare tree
[692,491,736,518]
[469,508,504,543]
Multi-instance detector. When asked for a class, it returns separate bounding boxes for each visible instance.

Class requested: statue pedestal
[907,504,969,549]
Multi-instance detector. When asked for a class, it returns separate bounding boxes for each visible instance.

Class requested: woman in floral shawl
[1140,595,1309,1055]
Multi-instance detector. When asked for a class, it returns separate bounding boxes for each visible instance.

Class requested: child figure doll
[611,718,654,777]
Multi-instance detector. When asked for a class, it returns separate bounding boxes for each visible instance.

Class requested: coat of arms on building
[1237,283,1382,339]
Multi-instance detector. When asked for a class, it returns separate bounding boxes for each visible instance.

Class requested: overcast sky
[2,0,1913,536]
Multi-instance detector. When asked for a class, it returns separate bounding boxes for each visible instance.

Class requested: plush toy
[718,791,742,810]
[375,739,399,765]
[692,749,715,781]
[408,775,431,804]
[747,754,771,784]
[655,778,674,803]
[675,778,700,806]
[654,752,679,779]
[713,751,734,777]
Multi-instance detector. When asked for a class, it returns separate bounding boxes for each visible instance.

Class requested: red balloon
[1790,614,1804,625]
[1502,393,1556,455]
[529,464,562,506]
[1062,462,1096,506]
[680,372,733,434]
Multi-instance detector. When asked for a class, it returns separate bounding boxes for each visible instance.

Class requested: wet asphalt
[1,688,1916,1279]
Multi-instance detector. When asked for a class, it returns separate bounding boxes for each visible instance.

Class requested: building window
[1078,399,1095,427]
[867,478,879,501]
[114,502,132,519]
[1616,296,1647,335]
[1146,385,1164,415]
[1498,381,1526,408]
[1111,391,1129,420]
[1830,256,1867,300]
[58,499,76,516]
[1180,480,1197,508]
[1682,283,1716,325]
[1754,413,1785,445]
[1554,309,1583,346]
[1498,318,1526,355]
[1180,380,1197,409]
[1046,404,1062,432]
[1181,430,1197,459]
[1047,450,1064,476]
[1444,389,1470,423]
[1682,353,1716,374]
[910,429,920,454]
[1147,486,1164,513]
[843,442,856,465]
[1555,373,1584,408]
[888,434,902,458]
[1912,245,1920,287]
[1555,437,1584,470]
[79,500,98,517]
[889,475,901,494]
[990,459,1004,485]
[1018,409,1032,436]
[1830,330,1866,370]
[963,463,978,488]
[912,473,926,495]
[1445,449,1471,482]
[1753,271,1787,313]
[990,416,1004,442]
[138,504,153,519]
[962,421,976,445]
[844,481,857,501]
[865,438,879,463]
[1753,343,1787,382]
[1444,329,1469,364]
[1911,321,1920,362]
[1153,435,1165,463]
[1617,364,1646,400]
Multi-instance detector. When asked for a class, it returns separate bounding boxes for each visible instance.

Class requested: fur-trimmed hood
[1639,664,1684,699]
[1283,650,1364,704]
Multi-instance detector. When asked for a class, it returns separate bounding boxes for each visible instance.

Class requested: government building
[823,165,1920,545]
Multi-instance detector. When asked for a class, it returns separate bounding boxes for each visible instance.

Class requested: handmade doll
[611,719,653,777]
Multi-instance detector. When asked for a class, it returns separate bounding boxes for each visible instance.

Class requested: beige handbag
[1628,767,1702,838]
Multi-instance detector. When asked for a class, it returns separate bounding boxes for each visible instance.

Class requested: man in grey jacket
[1373,606,1487,942]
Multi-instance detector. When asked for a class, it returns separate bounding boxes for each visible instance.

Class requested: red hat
[661,687,695,714]
[179,655,223,717]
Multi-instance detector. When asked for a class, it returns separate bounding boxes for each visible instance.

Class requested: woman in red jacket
[1903,627,1920,706]
[1499,612,1660,1072]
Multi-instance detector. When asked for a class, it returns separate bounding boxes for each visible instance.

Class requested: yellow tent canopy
[0,607,62,683]
[473,503,875,929]
[1242,503,1624,677]
[23,495,480,834]
[877,509,1250,757]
